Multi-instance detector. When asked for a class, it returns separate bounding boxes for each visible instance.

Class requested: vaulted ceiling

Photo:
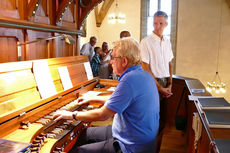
[94,0,114,27]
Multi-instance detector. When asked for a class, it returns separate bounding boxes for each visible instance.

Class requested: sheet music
[84,62,93,80]
[58,66,73,90]
[107,87,116,92]
[82,91,101,98]
[33,60,57,99]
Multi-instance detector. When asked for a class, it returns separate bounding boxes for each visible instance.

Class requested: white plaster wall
[80,0,141,50]
[176,0,230,100]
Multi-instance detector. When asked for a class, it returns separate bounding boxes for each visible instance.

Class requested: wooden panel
[0,0,18,18]
[47,56,89,91]
[0,27,22,40]
[33,15,50,24]
[26,41,48,60]
[0,0,16,9]
[47,55,89,65]
[196,126,210,153]
[56,0,74,23]
[0,60,32,73]
[0,60,41,118]
[166,77,187,125]
[210,128,230,139]
[62,6,74,23]
[48,0,56,25]
[27,0,40,18]
[25,30,51,60]
[99,79,118,87]
[0,60,43,114]
[0,37,18,63]
[68,63,88,85]
[3,124,43,143]
[32,2,50,24]
[40,0,48,16]
[0,88,40,116]
[0,7,19,18]
[55,39,74,57]
[187,102,198,153]
[0,0,85,63]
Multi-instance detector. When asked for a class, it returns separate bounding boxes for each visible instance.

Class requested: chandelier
[108,0,125,24]
[206,0,226,94]
[206,72,226,93]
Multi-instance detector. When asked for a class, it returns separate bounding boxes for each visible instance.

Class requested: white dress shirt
[140,33,174,78]
[80,42,95,61]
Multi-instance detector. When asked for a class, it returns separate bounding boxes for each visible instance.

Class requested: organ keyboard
[0,56,118,153]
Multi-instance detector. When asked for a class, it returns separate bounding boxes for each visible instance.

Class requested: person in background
[80,36,97,61]
[53,37,160,153]
[98,42,112,79]
[120,30,131,39]
[112,30,132,80]
[90,47,108,77]
[140,10,174,153]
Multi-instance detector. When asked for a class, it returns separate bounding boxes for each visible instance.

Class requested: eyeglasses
[111,56,123,60]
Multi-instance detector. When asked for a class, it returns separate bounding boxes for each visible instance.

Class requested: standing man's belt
[156,77,168,82]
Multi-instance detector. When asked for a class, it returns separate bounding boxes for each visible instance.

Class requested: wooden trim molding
[78,0,103,29]
[56,0,73,23]
[80,0,92,8]
[0,17,83,35]
[94,0,114,27]
[27,0,41,18]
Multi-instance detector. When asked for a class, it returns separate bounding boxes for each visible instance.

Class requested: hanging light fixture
[108,0,125,24]
[206,72,226,93]
[206,0,226,94]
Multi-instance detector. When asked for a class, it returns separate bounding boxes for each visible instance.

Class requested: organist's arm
[77,94,111,105]
[53,105,115,122]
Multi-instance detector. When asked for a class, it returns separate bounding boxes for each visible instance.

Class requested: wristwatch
[72,111,78,120]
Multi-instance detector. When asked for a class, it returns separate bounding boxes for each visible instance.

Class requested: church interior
[0,0,230,153]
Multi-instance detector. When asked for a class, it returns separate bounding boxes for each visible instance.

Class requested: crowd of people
[54,11,173,153]
[80,30,132,79]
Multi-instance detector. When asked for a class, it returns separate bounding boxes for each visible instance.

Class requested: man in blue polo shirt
[53,38,160,153]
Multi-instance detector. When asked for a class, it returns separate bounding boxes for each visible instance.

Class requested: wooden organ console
[0,56,118,153]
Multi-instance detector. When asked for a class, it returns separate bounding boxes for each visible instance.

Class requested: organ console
[0,55,118,153]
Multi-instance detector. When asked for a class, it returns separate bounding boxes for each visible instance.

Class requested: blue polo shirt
[105,65,159,153]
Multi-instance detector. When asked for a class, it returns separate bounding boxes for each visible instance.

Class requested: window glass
[147,0,172,38]
[149,0,158,16]
[164,16,171,35]
[161,0,172,16]
[147,17,153,35]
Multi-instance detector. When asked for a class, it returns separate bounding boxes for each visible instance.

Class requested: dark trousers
[69,126,121,153]
[155,78,169,153]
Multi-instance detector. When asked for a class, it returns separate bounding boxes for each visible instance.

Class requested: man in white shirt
[80,36,97,61]
[140,11,174,153]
